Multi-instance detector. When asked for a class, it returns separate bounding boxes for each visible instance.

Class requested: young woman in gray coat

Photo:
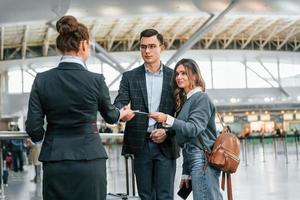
[149,58,223,200]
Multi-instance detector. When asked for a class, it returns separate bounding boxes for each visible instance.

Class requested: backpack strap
[227,173,233,200]
[221,172,233,200]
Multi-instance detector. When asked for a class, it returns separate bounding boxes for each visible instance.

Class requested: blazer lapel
[137,66,149,111]
[159,65,171,111]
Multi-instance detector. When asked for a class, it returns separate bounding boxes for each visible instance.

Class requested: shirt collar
[186,87,202,99]
[59,56,87,69]
[144,62,163,75]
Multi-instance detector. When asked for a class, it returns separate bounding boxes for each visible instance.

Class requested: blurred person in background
[26,138,41,183]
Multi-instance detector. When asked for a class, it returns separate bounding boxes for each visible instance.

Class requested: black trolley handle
[124,154,136,196]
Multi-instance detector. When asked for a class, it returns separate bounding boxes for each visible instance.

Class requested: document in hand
[133,110,148,115]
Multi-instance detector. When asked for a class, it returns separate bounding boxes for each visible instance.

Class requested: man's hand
[150,128,167,143]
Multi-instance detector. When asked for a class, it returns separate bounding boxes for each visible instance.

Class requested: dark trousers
[134,140,176,200]
[2,170,8,184]
[43,158,106,200]
[12,150,23,172]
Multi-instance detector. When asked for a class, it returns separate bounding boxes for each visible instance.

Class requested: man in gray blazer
[114,29,179,200]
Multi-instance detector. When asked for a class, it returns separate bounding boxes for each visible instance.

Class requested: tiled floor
[3,138,300,200]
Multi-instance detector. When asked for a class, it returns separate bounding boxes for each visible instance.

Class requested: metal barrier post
[283,135,288,164]
[244,138,248,166]
[0,145,4,199]
[261,136,266,163]
[295,135,299,161]
[252,139,255,160]
[273,136,277,160]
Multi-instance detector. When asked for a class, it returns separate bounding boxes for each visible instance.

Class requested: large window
[279,63,300,87]
[8,70,22,93]
[6,57,300,94]
[246,62,278,88]
[213,61,246,89]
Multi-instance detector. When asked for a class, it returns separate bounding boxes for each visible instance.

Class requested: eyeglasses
[139,44,160,50]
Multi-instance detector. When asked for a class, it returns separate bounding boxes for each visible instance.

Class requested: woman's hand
[179,178,190,189]
[148,112,167,123]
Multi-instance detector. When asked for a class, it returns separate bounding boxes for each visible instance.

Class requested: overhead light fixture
[230,98,240,103]
[99,6,124,16]
[264,97,270,102]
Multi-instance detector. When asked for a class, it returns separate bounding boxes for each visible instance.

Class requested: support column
[210,57,214,89]
[244,61,248,88]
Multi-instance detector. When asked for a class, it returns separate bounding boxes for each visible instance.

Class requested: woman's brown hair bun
[56,15,79,36]
[56,15,89,53]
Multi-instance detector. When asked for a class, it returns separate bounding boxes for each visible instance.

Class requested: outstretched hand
[120,106,135,121]
[148,112,167,123]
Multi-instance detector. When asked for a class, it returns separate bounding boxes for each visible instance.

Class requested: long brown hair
[56,15,89,53]
[173,58,206,112]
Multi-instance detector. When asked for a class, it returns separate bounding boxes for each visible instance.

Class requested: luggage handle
[124,154,136,196]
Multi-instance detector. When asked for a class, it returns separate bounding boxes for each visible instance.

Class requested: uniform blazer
[26,62,120,162]
[114,64,179,159]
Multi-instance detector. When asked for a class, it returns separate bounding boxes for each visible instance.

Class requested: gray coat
[172,92,218,174]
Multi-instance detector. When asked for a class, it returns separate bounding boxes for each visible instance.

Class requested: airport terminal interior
[0,0,300,199]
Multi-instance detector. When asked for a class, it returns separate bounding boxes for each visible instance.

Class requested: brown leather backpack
[200,116,240,200]
[208,126,240,200]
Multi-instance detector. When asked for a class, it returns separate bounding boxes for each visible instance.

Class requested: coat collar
[57,62,87,71]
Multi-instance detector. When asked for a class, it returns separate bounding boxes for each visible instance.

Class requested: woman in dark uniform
[26,15,134,200]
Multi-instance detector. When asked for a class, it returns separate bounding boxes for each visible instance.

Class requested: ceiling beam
[7,47,21,60]
[293,42,300,51]
[205,17,239,49]
[166,0,238,66]
[90,19,102,40]
[241,19,281,49]
[107,19,125,51]
[261,19,298,49]
[167,17,190,49]
[127,19,144,50]
[277,26,300,50]
[22,25,29,59]
[223,18,260,49]
[43,27,51,56]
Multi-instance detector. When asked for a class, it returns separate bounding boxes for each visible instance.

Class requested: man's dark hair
[140,29,164,45]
